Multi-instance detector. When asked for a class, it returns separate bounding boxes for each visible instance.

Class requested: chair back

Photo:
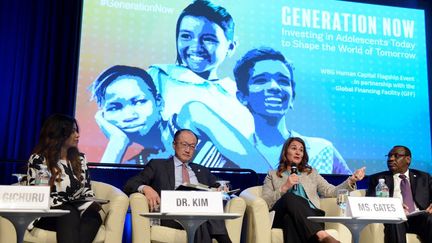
[21,180,129,243]
[240,186,272,243]
[130,192,246,243]
[350,189,366,197]
[240,185,352,243]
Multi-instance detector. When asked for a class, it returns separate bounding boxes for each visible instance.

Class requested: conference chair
[0,181,129,243]
[350,190,421,243]
[360,224,421,243]
[129,192,246,243]
[239,185,351,243]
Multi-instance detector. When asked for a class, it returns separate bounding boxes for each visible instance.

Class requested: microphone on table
[291,163,298,191]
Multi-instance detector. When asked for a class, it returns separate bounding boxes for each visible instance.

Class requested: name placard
[0,186,50,210]
[161,190,223,213]
[347,196,406,220]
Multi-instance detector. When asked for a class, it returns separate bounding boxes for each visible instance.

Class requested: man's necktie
[399,174,415,213]
[182,163,190,184]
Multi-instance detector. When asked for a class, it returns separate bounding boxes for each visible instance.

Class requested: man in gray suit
[124,129,231,243]
[366,145,432,243]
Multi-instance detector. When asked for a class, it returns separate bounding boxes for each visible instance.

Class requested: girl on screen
[90,65,268,169]
[90,65,173,164]
[147,0,266,170]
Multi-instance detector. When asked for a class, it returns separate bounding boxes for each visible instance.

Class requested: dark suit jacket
[123,157,218,195]
[366,169,432,210]
[123,157,229,239]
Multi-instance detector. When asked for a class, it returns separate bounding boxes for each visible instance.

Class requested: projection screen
[75,0,431,175]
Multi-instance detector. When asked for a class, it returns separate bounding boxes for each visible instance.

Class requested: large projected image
[75,0,431,174]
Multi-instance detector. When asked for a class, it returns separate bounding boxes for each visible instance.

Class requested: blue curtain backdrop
[0,0,83,183]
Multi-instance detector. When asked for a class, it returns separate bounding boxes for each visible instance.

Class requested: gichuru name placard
[161,190,223,213]
[0,186,50,210]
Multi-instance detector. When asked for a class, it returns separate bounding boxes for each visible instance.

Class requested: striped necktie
[399,174,415,213]
[182,163,190,184]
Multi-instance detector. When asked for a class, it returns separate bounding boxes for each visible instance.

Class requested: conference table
[0,209,69,243]
[141,212,241,243]
[307,216,406,243]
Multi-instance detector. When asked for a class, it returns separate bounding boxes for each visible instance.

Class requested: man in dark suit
[366,145,432,243]
[124,129,231,243]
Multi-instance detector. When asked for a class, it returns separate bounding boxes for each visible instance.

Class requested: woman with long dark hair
[27,114,101,243]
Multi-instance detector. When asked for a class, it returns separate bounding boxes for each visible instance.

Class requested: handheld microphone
[291,163,298,191]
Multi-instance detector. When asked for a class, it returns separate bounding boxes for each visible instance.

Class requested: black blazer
[366,169,432,210]
[123,157,217,195]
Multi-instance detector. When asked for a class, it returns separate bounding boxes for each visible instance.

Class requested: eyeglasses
[385,153,407,159]
[176,142,196,150]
